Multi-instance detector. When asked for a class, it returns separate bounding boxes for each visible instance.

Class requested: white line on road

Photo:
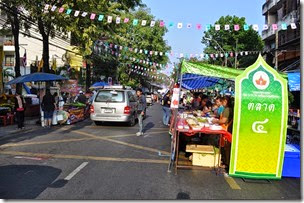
[14,156,45,161]
[64,162,88,181]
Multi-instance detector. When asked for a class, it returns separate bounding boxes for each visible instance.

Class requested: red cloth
[176,118,232,144]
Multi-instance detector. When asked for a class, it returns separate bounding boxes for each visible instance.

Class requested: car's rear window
[95,90,124,102]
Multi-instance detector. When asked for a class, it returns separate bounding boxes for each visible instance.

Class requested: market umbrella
[7,72,68,127]
[7,72,67,85]
[90,81,108,89]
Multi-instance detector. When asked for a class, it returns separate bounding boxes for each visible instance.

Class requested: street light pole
[235,38,238,68]
[205,37,227,66]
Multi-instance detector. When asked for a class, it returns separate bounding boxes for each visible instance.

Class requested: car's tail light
[90,105,94,113]
[124,106,131,114]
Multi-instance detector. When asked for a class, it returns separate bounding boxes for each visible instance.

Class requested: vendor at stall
[214,96,225,118]
[212,96,233,133]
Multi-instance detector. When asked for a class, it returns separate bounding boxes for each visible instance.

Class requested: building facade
[262,0,300,71]
[0,8,71,83]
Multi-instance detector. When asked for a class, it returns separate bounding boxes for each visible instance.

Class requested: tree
[201,15,264,68]
[23,0,69,73]
[64,3,170,89]
[0,0,30,93]
[105,7,171,87]
[58,0,143,90]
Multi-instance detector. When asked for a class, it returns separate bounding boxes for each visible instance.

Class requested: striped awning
[181,73,219,90]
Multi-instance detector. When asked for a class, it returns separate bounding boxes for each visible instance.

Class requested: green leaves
[202,15,264,68]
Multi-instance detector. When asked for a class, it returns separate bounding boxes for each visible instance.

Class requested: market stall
[7,72,68,127]
[168,61,241,174]
[169,55,291,180]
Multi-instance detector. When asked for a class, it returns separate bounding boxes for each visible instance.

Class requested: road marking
[0,151,169,164]
[73,130,171,155]
[14,156,45,161]
[0,138,95,148]
[224,173,241,190]
[103,130,168,138]
[64,162,89,180]
[86,125,169,131]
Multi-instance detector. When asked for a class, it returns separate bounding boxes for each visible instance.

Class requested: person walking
[136,88,146,136]
[41,89,56,128]
[14,93,25,130]
[162,91,171,126]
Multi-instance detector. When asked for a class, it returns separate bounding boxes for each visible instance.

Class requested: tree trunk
[42,35,50,73]
[37,17,50,73]
[86,62,91,91]
[10,7,22,94]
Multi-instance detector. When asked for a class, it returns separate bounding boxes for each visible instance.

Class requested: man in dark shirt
[136,88,146,136]
[162,92,171,126]
[41,89,56,128]
[77,91,87,104]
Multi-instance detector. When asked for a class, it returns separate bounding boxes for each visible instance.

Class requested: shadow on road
[144,122,155,132]
[0,164,64,199]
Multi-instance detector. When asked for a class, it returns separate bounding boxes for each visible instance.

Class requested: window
[95,90,124,102]
[282,2,287,17]
[281,34,286,44]
[4,35,13,46]
[4,55,14,66]
[128,91,136,102]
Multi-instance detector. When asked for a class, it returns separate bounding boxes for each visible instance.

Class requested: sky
[142,0,266,74]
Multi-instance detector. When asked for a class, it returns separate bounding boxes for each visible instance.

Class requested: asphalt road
[0,103,301,200]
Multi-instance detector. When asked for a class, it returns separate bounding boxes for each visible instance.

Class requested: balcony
[262,10,299,41]
[4,63,14,67]
[3,41,15,52]
[278,10,299,25]
[262,0,282,15]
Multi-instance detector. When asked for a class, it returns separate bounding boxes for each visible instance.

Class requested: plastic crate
[282,144,300,178]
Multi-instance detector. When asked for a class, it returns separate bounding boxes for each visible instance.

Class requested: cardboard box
[186,145,220,167]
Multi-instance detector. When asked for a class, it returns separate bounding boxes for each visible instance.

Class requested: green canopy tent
[180,61,287,90]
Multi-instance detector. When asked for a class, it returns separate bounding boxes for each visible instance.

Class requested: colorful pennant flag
[107,16,113,23]
[58,7,64,13]
[177,23,183,29]
[90,13,96,20]
[116,17,121,24]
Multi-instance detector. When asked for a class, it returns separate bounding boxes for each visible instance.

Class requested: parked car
[145,92,153,106]
[90,86,138,126]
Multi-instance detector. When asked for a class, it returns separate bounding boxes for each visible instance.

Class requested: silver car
[90,86,138,126]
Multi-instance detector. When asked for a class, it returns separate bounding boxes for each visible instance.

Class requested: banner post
[229,55,288,179]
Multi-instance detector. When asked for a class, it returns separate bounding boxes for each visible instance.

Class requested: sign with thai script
[229,55,288,179]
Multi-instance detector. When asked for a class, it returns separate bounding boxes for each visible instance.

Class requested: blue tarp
[287,71,300,91]
[181,73,219,90]
[7,73,67,85]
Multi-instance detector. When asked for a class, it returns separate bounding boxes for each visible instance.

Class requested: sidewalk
[0,116,41,136]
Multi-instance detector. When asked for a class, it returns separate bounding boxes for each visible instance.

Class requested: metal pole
[235,38,238,68]
[168,60,184,173]
[275,30,279,70]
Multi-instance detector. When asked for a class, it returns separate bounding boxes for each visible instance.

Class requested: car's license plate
[104,109,113,113]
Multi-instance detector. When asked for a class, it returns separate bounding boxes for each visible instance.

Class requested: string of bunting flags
[94,40,261,63]
[44,4,299,31]
[129,66,169,81]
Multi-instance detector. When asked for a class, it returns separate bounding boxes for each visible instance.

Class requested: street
[0,103,301,200]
